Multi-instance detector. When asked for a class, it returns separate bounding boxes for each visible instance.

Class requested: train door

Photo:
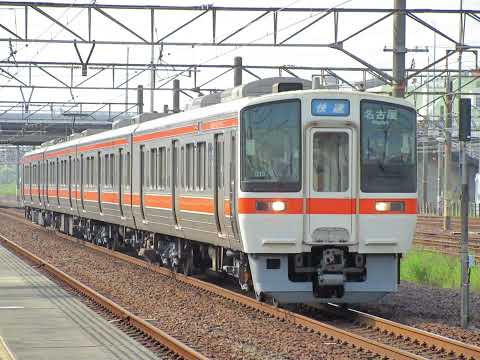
[214,134,227,238]
[228,130,240,243]
[306,128,354,245]
[172,140,180,228]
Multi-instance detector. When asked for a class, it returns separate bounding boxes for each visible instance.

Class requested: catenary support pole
[137,85,143,114]
[16,145,20,205]
[173,79,180,113]
[458,0,469,329]
[392,0,406,98]
[234,56,242,87]
[422,138,428,212]
[437,139,443,215]
[443,79,453,230]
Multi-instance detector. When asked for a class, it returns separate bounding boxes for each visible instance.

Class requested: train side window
[186,143,195,190]
[197,142,206,190]
[126,152,131,187]
[97,152,101,189]
[80,155,84,188]
[207,143,213,189]
[103,154,108,187]
[150,148,157,189]
[91,156,94,186]
[109,153,114,187]
[166,148,170,188]
[68,156,72,188]
[181,146,185,188]
[158,147,166,189]
[55,159,58,188]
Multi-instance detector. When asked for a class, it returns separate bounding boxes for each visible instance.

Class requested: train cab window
[360,100,416,193]
[313,132,349,192]
[197,142,206,190]
[241,99,301,192]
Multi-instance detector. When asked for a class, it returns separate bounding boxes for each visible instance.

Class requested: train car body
[21,78,417,304]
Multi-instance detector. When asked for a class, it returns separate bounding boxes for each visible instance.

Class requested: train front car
[239,92,417,304]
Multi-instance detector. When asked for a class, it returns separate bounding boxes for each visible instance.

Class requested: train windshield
[241,99,301,192]
[361,100,416,193]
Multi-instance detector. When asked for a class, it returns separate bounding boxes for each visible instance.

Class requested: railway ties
[0,208,478,360]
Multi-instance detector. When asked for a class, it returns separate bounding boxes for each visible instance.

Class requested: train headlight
[271,200,286,212]
[375,202,390,212]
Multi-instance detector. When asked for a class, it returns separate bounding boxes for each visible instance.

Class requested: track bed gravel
[0,216,366,360]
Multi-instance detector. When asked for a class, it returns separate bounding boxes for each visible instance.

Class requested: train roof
[23,89,415,160]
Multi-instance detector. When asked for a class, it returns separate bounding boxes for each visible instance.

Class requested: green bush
[0,183,17,196]
[401,249,480,292]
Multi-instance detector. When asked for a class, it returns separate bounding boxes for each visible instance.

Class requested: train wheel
[272,297,280,308]
[255,291,265,302]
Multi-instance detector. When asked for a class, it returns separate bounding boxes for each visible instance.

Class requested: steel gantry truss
[0,2,479,144]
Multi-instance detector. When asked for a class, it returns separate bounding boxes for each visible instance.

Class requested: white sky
[0,0,479,114]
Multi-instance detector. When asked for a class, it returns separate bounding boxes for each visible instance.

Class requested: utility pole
[443,78,453,230]
[392,0,406,98]
[458,0,470,329]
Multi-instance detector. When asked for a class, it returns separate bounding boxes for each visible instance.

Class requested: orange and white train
[21,78,417,304]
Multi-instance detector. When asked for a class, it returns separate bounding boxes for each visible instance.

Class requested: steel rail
[0,209,462,360]
[0,231,208,360]
[321,304,480,360]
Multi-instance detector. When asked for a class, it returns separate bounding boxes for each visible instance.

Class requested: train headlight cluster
[374,201,405,212]
[255,200,287,212]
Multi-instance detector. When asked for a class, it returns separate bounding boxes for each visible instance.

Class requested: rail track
[1,209,479,360]
[0,230,207,360]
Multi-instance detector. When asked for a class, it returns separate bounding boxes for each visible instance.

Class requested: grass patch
[400,249,480,292]
[0,183,17,196]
